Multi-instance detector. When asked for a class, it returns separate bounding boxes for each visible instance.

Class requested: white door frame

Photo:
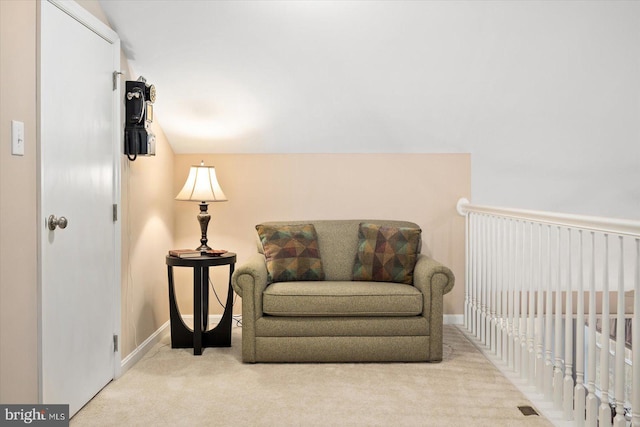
[37,0,122,402]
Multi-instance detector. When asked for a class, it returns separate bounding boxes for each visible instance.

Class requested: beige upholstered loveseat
[231,220,454,363]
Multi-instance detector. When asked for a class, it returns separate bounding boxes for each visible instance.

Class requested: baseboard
[444,314,463,325]
[119,320,170,378]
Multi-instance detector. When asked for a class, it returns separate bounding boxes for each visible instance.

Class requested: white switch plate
[11,120,24,156]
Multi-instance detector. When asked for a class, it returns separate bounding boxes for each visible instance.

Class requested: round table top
[166,252,236,267]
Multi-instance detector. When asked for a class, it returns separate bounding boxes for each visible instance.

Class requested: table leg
[168,265,193,349]
[193,267,202,355]
[202,266,209,331]
[202,263,234,347]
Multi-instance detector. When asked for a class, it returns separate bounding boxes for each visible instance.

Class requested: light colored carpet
[71,325,553,426]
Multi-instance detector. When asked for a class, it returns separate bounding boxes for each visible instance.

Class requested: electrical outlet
[11,120,24,156]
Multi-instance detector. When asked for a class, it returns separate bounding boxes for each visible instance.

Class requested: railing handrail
[456,198,640,238]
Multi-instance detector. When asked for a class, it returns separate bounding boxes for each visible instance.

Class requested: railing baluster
[496,216,503,359]
[544,225,554,400]
[632,238,639,427]
[480,216,489,345]
[520,221,529,380]
[503,218,509,364]
[598,234,611,427]
[485,215,491,348]
[586,232,597,426]
[490,215,497,354]
[472,214,479,337]
[554,226,564,409]
[467,213,472,333]
[507,219,514,369]
[528,222,537,386]
[480,215,487,344]
[471,215,479,335]
[613,235,625,427]
[464,209,470,331]
[564,228,574,421]
[575,229,586,426]
[536,223,545,392]
[476,213,481,338]
[487,217,496,351]
[476,215,481,337]
[514,220,521,373]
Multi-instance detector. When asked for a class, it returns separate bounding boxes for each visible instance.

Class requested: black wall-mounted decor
[124,77,156,161]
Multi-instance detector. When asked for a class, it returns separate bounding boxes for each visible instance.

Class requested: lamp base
[197,202,212,252]
[196,244,213,253]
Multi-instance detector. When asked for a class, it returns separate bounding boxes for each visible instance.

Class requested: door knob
[48,215,68,230]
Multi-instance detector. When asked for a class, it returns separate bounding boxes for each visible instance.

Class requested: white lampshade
[176,164,228,202]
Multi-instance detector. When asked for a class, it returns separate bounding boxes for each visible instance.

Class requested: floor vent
[518,406,539,416]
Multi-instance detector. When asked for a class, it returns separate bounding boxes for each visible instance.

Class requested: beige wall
[0,0,38,403]
[174,154,470,316]
[120,119,175,357]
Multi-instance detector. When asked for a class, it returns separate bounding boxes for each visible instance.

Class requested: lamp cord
[208,276,242,327]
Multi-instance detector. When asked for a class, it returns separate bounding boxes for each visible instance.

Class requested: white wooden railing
[457,198,640,427]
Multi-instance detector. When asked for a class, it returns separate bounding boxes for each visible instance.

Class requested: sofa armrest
[412,253,455,362]
[412,254,455,297]
[231,253,269,298]
[231,253,269,319]
[231,253,269,362]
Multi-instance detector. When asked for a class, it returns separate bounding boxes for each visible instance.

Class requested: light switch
[11,120,24,156]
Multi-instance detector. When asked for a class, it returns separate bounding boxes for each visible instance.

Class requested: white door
[39,0,121,416]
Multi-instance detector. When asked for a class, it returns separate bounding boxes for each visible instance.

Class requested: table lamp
[176,162,228,252]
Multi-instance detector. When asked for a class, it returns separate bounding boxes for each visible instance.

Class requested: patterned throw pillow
[256,224,325,284]
[352,223,421,284]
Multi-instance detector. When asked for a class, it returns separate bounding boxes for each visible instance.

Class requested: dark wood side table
[166,252,236,355]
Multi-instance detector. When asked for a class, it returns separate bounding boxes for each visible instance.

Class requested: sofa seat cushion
[262,281,423,317]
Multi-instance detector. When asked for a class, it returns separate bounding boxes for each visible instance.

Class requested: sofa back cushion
[256,223,325,284]
[257,220,421,281]
[352,223,421,285]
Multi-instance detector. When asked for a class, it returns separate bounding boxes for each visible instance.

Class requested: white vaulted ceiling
[100,1,395,153]
[99,0,487,154]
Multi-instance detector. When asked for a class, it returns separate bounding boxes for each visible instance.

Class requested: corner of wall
[119,99,176,359]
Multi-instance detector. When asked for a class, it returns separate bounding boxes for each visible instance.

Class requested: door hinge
[113,71,123,91]
[113,204,118,222]
[113,334,119,352]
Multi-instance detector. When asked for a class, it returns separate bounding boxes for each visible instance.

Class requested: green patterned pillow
[352,223,421,284]
[256,224,325,284]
